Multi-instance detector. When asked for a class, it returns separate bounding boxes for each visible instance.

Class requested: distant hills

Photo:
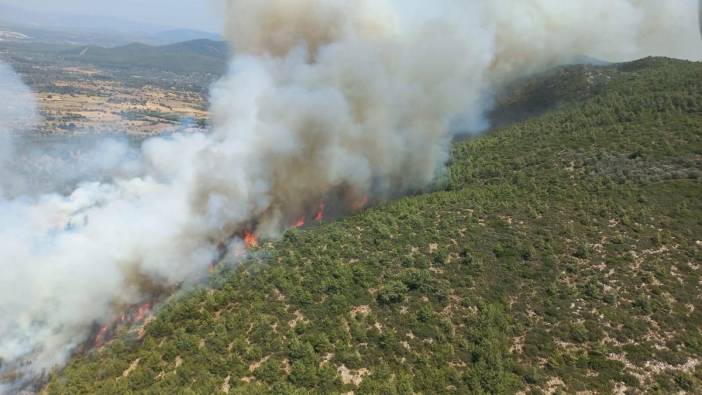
[0,4,166,35]
[63,39,229,74]
[147,29,222,46]
[0,4,222,47]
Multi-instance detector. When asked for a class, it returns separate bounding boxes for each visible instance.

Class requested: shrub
[377,281,409,305]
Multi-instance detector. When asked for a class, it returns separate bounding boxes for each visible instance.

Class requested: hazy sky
[0,0,222,32]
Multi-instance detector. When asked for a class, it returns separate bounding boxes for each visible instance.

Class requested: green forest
[47,57,702,394]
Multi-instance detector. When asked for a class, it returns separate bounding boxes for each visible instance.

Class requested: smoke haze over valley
[0,0,701,392]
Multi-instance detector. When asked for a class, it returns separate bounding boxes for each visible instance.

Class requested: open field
[38,75,208,135]
[0,39,224,135]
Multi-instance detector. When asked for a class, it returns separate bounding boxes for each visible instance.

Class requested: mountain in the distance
[146,29,223,46]
[0,4,221,47]
[0,4,165,35]
[63,39,230,74]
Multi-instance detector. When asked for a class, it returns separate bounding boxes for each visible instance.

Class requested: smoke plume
[1,0,701,391]
[0,63,38,197]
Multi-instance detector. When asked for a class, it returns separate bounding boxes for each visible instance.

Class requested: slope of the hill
[47,57,702,394]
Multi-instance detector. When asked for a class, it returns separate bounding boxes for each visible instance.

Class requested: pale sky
[0,0,222,32]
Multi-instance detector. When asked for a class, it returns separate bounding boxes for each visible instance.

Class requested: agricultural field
[0,39,226,135]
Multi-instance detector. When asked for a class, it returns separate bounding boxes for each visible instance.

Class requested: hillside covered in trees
[47,57,702,394]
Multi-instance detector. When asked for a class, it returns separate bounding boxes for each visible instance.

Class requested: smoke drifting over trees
[1,0,700,391]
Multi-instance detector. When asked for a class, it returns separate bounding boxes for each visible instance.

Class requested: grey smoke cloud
[0,63,38,197]
[0,64,141,199]
[1,0,701,391]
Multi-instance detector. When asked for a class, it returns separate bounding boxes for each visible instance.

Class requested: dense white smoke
[1,0,701,392]
[0,63,38,197]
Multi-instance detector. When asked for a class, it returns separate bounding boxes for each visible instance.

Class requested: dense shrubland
[47,58,702,394]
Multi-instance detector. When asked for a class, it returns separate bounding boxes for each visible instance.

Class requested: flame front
[133,303,151,323]
[94,325,109,348]
[244,231,258,248]
[315,201,325,222]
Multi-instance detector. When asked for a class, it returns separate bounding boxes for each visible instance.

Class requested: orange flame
[133,303,151,322]
[244,230,258,248]
[315,201,325,222]
[94,324,109,348]
[294,217,305,228]
[92,302,153,348]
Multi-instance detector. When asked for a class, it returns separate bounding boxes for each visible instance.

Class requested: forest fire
[90,194,368,349]
[315,201,325,222]
[133,303,152,323]
[93,325,109,348]
[92,302,153,348]
[244,230,258,248]
[292,192,370,230]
